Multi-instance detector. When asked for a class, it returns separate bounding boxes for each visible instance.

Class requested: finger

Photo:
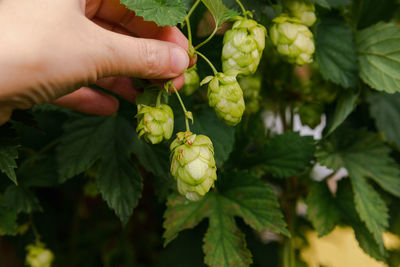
[52,87,119,115]
[96,76,139,103]
[88,25,189,79]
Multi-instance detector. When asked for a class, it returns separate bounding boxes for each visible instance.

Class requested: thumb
[90,28,190,80]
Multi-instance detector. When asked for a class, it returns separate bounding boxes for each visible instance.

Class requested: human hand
[0,0,191,125]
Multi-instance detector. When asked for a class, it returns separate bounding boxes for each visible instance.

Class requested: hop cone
[238,74,262,114]
[182,66,200,96]
[202,72,245,126]
[270,16,315,65]
[136,104,174,144]
[222,17,267,75]
[170,131,217,201]
[284,0,316,26]
[26,243,54,267]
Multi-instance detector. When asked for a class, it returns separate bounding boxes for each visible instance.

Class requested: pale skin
[0,0,192,125]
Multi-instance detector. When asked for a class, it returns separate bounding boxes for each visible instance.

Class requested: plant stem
[195,51,218,75]
[156,90,162,107]
[235,0,247,15]
[186,0,201,21]
[195,25,218,50]
[171,84,191,132]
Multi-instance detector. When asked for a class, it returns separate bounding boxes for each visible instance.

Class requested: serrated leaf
[120,0,186,26]
[254,132,316,178]
[357,22,400,93]
[57,116,114,182]
[316,18,358,88]
[95,116,143,224]
[3,185,41,214]
[201,0,231,26]
[317,127,395,248]
[306,182,341,237]
[203,194,253,267]
[0,141,19,184]
[325,89,359,136]
[17,154,59,187]
[0,204,18,236]
[368,92,400,147]
[163,172,287,267]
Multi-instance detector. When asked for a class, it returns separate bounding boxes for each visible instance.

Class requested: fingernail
[170,47,189,75]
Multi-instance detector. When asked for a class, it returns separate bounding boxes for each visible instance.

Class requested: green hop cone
[284,0,316,26]
[222,16,267,75]
[136,104,174,144]
[298,103,324,129]
[170,131,217,201]
[26,243,54,267]
[201,72,245,126]
[182,65,200,96]
[238,74,262,114]
[270,16,315,65]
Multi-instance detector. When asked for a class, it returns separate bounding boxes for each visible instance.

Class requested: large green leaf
[253,132,315,178]
[368,92,400,147]
[163,172,287,267]
[316,18,358,88]
[120,0,186,26]
[201,0,233,26]
[317,127,396,248]
[357,22,400,93]
[0,140,19,184]
[3,185,41,214]
[306,182,341,237]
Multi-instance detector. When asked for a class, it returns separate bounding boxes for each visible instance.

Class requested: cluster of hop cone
[135,0,317,202]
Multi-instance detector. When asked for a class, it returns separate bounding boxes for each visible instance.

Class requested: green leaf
[0,140,19,184]
[201,0,231,26]
[17,154,59,187]
[317,127,396,248]
[203,194,253,267]
[325,89,359,136]
[120,0,186,26]
[316,18,358,88]
[3,185,41,214]
[254,132,316,178]
[95,116,143,224]
[0,204,18,236]
[368,92,400,147]
[163,172,287,267]
[357,22,400,93]
[57,116,114,182]
[306,182,341,237]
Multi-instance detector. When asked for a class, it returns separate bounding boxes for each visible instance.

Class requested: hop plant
[284,0,316,26]
[170,131,217,201]
[136,104,174,144]
[201,72,245,126]
[222,16,267,75]
[182,65,200,96]
[238,74,262,114]
[270,16,315,65]
[26,243,54,267]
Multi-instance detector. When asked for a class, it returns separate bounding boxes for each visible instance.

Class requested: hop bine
[181,65,200,96]
[26,243,54,267]
[170,131,217,201]
[270,15,315,65]
[222,16,267,75]
[284,0,316,27]
[136,104,174,144]
[201,71,245,126]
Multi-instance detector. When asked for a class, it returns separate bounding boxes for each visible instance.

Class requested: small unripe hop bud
[284,0,316,26]
[222,17,267,75]
[238,74,262,114]
[26,243,54,267]
[136,104,174,144]
[181,66,200,96]
[270,16,315,65]
[170,131,217,201]
[201,72,245,126]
